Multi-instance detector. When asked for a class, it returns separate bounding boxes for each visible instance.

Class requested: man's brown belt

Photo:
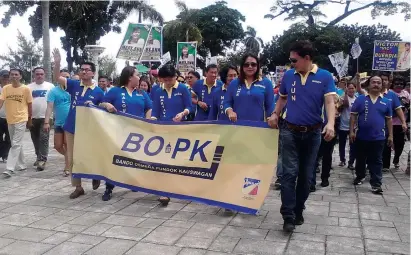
[286,121,322,132]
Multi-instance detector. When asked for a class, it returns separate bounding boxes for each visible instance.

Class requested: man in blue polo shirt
[268,40,336,232]
[350,75,393,194]
[53,48,104,199]
[192,64,223,121]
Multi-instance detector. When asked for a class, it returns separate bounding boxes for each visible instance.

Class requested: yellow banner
[72,106,278,214]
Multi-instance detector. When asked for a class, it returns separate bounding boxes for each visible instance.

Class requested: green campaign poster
[176,42,197,76]
[117,23,163,62]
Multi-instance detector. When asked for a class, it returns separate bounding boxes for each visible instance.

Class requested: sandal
[63,169,70,177]
[158,197,170,206]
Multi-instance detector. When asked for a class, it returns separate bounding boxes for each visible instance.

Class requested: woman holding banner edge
[99,66,153,201]
[151,64,193,206]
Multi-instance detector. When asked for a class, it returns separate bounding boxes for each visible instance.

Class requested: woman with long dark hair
[223,53,274,121]
[99,66,152,201]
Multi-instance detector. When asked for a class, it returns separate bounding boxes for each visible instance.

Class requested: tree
[0,31,43,83]
[261,23,401,75]
[243,26,264,56]
[195,1,245,57]
[41,1,51,81]
[0,1,163,72]
[98,55,117,78]
[112,0,164,24]
[264,0,410,28]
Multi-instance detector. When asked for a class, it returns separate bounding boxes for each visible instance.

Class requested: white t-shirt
[28,81,55,119]
[0,86,6,118]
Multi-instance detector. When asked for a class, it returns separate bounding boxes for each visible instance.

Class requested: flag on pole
[351,38,362,59]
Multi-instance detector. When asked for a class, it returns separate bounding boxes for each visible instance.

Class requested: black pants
[0,118,10,160]
[383,126,405,168]
[338,130,356,164]
[106,182,115,191]
[355,140,384,187]
[312,135,337,184]
[29,118,50,161]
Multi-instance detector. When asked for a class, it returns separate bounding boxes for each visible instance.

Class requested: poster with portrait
[140,26,163,62]
[372,41,410,71]
[176,42,197,76]
[117,23,163,62]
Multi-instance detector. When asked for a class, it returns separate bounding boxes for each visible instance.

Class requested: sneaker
[371,186,383,194]
[102,189,112,201]
[36,161,46,171]
[33,160,39,167]
[339,161,346,167]
[348,164,355,170]
[394,163,400,169]
[2,170,13,177]
[283,220,295,232]
[353,177,364,185]
[309,185,316,192]
[382,168,389,173]
[294,214,304,225]
[320,179,329,187]
[92,179,101,190]
[69,187,85,199]
[274,179,281,190]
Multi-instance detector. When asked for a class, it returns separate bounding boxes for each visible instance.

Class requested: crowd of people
[0,40,409,233]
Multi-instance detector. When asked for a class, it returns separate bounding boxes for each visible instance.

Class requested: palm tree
[163,0,202,43]
[114,0,164,25]
[41,1,51,81]
[244,26,264,56]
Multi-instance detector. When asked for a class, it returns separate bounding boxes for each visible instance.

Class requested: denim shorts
[55,126,64,134]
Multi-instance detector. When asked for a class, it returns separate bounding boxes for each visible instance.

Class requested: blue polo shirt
[382,90,402,118]
[279,65,336,126]
[208,86,229,121]
[223,77,274,121]
[192,79,223,121]
[351,95,392,141]
[151,82,193,121]
[63,79,104,134]
[47,86,70,127]
[103,86,152,118]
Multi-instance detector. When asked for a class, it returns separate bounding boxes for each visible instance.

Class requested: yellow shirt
[0,84,33,124]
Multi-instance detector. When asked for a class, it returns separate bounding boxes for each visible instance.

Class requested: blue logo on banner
[243,178,261,196]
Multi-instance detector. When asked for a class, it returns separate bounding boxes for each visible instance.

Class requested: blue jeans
[355,139,384,187]
[339,130,355,164]
[280,125,321,221]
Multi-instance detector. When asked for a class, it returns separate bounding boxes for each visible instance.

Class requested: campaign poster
[140,26,163,62]
[176,42,197,76]
[117,23,162,62]
[372,41,410,71]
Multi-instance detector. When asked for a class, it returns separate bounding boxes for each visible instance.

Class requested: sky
[0,0,410,70]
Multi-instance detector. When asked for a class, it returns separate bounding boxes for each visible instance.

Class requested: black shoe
[320,179,329,187]
[338,161,346,167]
[309,185,316,192]
[102,189,112,201]
[283,220,295,232]
[348,164,355,170]
[353,177,364,185]
[274,179,281,190]
[92,179,101,190]
[371,186,383,194]
[393,163,400,169]
[294,214,304,225]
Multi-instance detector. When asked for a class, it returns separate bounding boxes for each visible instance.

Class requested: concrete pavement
[0,131,409,255]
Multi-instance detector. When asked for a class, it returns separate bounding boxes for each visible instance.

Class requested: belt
[286,121,322,133]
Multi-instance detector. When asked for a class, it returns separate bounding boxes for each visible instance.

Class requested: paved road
[0,131,409,255]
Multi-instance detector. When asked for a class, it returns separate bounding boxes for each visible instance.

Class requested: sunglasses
[289,58,298,63]
[243,62,257,68]
[186,76,194,79]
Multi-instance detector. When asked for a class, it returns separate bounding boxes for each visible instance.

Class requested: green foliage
[0,31,42,84]
[0,1,163,72]
[264,0,410,27]
[244,26,264,56]
[261,23,401,75]
[98,55,117,78]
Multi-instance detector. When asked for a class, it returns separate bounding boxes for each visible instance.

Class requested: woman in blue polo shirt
[151,64,193,206]
[208,65,238,121]
[99,66,152,201]
[224,54,274,122]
